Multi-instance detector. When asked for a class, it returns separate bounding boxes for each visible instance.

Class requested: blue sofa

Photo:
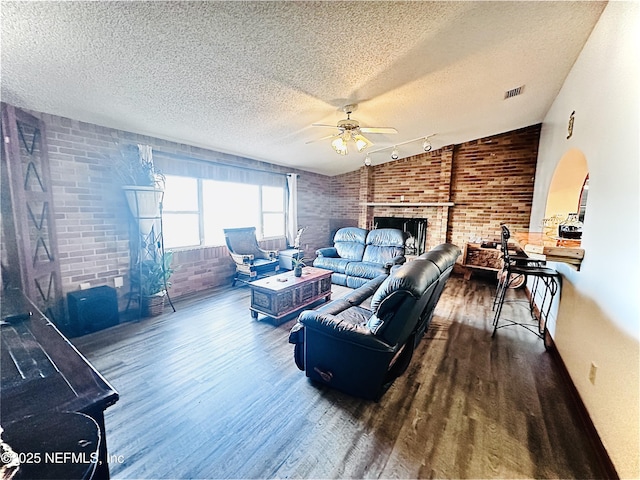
[313,227,406,288]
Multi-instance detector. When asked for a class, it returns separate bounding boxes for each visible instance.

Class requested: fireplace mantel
[361,202,454,207]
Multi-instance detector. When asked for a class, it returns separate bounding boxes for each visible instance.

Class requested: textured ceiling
[1,1,606,176]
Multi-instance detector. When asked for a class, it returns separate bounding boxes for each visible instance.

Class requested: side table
[278,248,304,270]
[462,243,501,280]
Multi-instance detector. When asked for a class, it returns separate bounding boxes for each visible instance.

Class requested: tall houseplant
[131,251,174,317]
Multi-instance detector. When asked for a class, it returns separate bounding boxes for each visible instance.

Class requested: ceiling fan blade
[312,123,339,128]
[306,133,340,144]
[360,127,398,134]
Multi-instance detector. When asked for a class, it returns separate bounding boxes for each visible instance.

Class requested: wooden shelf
[463,243,501,269]
[513,231,584,269]
[462,243,501,281]
[360,202,454,207]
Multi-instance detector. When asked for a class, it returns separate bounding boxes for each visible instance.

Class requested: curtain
[286,173,298,247]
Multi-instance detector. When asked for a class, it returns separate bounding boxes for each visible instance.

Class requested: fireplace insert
[373,217,428,255]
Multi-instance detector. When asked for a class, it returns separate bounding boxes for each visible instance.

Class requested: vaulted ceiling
[1,1,606,176]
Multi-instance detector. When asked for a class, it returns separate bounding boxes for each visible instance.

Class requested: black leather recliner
[313,227,406,288]
[290,243,461,400]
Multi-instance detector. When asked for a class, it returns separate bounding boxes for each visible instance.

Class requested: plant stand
[123,186,176,318]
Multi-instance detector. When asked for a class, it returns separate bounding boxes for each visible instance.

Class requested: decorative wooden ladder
[1,104,65,330]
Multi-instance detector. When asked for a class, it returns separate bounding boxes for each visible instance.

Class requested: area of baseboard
[547,346,619,479]
[524,285,619,479]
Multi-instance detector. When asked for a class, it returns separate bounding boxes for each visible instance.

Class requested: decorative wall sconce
[567,110,575,139]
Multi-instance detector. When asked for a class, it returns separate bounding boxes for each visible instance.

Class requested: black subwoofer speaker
[67,286,119,337]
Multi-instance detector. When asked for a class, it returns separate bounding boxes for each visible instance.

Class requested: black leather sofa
[408,243,462,344]
[313,227,406,288]
[289,243,461,400]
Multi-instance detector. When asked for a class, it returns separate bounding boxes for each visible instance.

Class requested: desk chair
[492,225,560,345]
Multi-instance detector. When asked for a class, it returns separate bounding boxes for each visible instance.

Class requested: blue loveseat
[313,227,406,288]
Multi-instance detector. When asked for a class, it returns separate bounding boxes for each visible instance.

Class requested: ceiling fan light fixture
[353,134,372,152]
[312,104,398,156]
[391,147,399,160]
[331,137,348,155]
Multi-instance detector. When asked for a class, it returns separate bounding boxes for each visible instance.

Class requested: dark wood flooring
[73,275,607,479]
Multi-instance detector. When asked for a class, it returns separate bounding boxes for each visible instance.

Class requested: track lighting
[362,133,436,163]
[364,155,372,167]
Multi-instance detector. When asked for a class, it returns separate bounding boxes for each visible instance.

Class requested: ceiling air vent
[504,85,524,99]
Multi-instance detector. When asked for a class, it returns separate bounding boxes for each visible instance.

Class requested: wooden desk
[513,231,585,269]
[1,289,119,479]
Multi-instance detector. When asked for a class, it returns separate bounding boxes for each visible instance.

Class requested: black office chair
[492,224,560,345]
[224,227,280,286]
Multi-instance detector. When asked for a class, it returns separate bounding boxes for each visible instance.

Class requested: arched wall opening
[544,148,589,223]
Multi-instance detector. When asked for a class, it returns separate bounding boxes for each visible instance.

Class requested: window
[203,181,260,247]
[262,186,285,238]
[162,175,200,249]
[162,175,286,249]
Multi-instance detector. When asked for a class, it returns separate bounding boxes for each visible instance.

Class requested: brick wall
[296,172,333,261]
[449,125,540,248]
[44,117,131,293]
[329,125,541,255]
[3,104,539,319]
[7,108,331,310]
[329,168,361,236]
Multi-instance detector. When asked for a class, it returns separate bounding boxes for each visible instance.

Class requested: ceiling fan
[308,104,398,155]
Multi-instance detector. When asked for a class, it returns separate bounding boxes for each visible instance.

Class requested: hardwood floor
[73,275,607,479]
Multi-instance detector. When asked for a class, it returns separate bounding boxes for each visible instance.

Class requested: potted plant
[116,144,163,186]
[292,256,307,277]
[132,251,174,317]
[117,144,165,236]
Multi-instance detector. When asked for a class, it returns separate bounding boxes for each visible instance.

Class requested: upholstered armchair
[223,227,279,286]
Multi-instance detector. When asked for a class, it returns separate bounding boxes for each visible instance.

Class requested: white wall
[531,2,639,477]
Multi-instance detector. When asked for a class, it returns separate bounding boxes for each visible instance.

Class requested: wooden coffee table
[249,267,332,320]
